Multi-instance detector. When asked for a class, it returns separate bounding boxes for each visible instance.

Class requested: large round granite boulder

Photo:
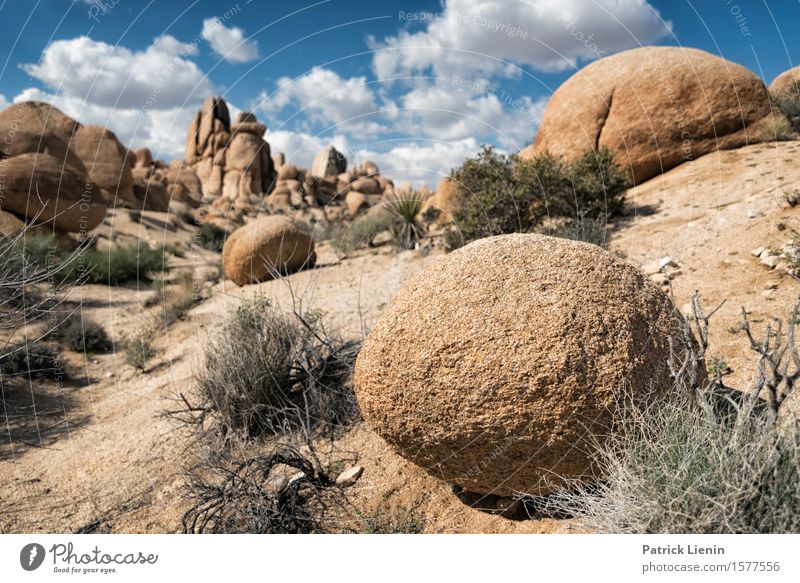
[354,233,701,496]
[521,46,785,184]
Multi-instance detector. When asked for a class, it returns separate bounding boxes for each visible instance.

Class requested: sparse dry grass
[545,298,800,533]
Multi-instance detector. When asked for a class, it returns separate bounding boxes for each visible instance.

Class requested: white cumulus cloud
[257,67,384,136]
[371,0,671,79]
[14,35,218,159]
[22,35,212,110]
[357,138,484,187]
[397,80,547,148]
[266,129,481,188]
[202,18,260,64]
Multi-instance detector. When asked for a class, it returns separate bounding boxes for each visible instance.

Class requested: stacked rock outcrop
[184,97,276,206]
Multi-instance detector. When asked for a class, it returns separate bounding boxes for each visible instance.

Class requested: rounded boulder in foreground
[222,216,316,286]
[354,234,697,497]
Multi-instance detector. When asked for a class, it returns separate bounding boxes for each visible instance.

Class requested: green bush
[447,146,629,248]
[196,223,227,252]
[82,244,167,285]
[14,235,168,285]
[51,311,112,353]
[0,341,60,379]
[336,213,396,255]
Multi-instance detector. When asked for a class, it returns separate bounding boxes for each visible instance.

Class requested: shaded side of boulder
[0,128,86,172]
[131,168,170,212]
[769,66,800,131]
[0,153,107,232]
[71,125,135,205]
[133,147,154,168]
[310,145,347,178]
[421,177,466,225]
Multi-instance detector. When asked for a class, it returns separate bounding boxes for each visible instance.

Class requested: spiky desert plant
[386,191,424,250]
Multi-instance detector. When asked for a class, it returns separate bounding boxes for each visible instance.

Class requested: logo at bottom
[20,543,46,571]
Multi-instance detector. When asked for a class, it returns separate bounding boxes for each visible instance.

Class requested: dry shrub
[174,291,362,534]
[361,508,426,533]
[51,310,112,353]
[193,296,360,439]
[123,327,156,371]
[546,296,800,533]
[157,270,202,325]
[0,341,61,379]
[182,442,347,534]
[548,394,800,533]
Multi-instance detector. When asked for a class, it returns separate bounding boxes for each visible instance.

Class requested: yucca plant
[386,191,425,250]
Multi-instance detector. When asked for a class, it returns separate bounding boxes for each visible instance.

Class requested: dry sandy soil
[1,141,799,533]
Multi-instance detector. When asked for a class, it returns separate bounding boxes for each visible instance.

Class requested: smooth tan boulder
[133,147,153,168]
[345,191,370,216]
[422,177,467,224]
[0,129,86,172]
[0,153,107,232]
[277,163,299,181]
[355,234,699,497]
[376,175,393,192]
[71,125,135,204]
[770,66,800,96]
[359,160,380,177]
[0,101,79,141]
[222,216,316,285]
[521,47,785,184]
[236,111,258,124]
[0,103,137,204]
[0,210,26,236]
[164,166,202,204]
[350,177,381,195]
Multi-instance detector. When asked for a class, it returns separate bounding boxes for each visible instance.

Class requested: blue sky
[1,0,798,186]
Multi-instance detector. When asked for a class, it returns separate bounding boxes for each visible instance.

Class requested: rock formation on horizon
[184,96,277,206]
